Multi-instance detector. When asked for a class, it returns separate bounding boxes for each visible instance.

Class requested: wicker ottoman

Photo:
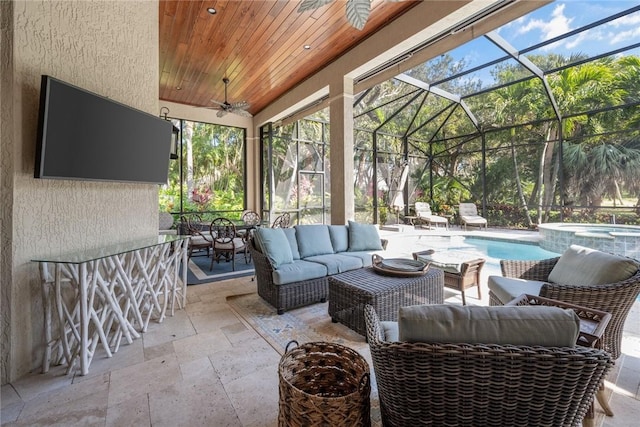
[328,267,444,336]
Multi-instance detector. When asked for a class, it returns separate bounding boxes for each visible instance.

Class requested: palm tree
[483,70,541,227]
[538,58,622,219]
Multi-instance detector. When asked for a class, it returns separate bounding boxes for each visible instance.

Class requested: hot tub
[538,223,640,259]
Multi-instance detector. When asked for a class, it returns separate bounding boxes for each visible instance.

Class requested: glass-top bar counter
[33,234,189,375]
[32,234,188,264]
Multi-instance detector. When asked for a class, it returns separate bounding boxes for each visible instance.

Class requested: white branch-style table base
[35,235,189,375]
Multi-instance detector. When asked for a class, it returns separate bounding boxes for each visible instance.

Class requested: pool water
[422,236,560,276]
[461,238,560,261]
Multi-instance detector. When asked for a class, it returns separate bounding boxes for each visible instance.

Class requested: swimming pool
[415,236,560,276]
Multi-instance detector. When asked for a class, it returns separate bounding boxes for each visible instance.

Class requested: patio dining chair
[210,217,248,271]
[181,213,213,258]
[237,210,261,238]
[271,212,291,228]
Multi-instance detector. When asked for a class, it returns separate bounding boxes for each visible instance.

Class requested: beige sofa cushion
[398,304,580,347]
[548,244,638,286]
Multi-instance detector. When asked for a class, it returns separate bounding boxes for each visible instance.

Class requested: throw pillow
[548,244,638,286]
[348,220,383,252]
[295,225,335,258]
[328,225,349,253]
[282,228,301,260]
[254,228,293,269]
[398,304,580,347]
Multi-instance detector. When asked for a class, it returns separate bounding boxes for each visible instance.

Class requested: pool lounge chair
[414,202,448,230]
[458,203,487,230]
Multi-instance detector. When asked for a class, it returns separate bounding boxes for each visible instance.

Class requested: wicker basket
[278,341,371,427]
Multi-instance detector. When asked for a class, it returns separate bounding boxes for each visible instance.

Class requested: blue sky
[422,1,639,90]
[499,0,640,55]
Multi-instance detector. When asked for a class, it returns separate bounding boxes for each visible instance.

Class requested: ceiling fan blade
[231,101,250,109]
[231,108,253,118]
[216,109,228,118]
[210,100,225,106]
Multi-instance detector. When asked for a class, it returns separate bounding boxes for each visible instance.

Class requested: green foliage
[159,120,245,215]
[268,52,640,228]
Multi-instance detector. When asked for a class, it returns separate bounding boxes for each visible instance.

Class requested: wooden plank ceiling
[159,0,420,116]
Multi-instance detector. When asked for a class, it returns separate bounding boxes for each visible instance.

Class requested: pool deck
[378,224,640,427]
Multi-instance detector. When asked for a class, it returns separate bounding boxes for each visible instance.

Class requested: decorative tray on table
[372,254,430,277]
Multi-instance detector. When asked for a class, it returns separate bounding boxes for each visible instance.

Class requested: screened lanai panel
[401,93,455,138]
[354,84,422,131]
[271,133,299,212]
[406,155,429,205]
[546,65,611,116]
[407,103,453,146]
[493,3,639,52]
[374,92,429,135]
[482,142,541,228]
[410,107,480,154]
[434,57,535,97]
[562,108,640,210]
[299,141,324,172]
[353,148,375,223]
[465,76,557,126]
[407,37,508,90]
[355,129,373,151]
[354,82,420,115]
[376,133,404,155]
[297,119,326,143]
[298,171,326,224]
[377,152,406,223]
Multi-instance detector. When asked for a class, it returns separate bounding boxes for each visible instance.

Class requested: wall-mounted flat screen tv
[35,75,172,184]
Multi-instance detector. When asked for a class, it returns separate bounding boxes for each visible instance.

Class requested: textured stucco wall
[1,0,15,384]
[2,0,161,383]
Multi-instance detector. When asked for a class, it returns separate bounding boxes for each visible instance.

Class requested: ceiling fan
[210,77,252,118]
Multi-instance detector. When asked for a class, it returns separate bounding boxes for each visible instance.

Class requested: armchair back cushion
[348,220,383,251]
[295,225,334,258]
[398,304,580,347]
[548,244,638,286]
[254,228,293,269]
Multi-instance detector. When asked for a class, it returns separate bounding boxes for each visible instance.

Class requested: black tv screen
[35,75,172,184]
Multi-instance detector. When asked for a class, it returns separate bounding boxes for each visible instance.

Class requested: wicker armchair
[491,257,640,360]
[364,305,613,427]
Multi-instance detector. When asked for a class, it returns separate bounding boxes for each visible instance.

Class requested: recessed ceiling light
[303,45,311,50]
[207,7,216,15]
[176,86,182,90]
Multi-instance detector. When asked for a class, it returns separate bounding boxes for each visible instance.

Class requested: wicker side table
[328,267,444,336]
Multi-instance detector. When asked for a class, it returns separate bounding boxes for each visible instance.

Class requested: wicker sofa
[364,304,613,427]
[248,222,387,314]
[488,244,640,360]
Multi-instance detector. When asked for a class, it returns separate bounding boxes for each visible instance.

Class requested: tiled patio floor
[1,226,638,426]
